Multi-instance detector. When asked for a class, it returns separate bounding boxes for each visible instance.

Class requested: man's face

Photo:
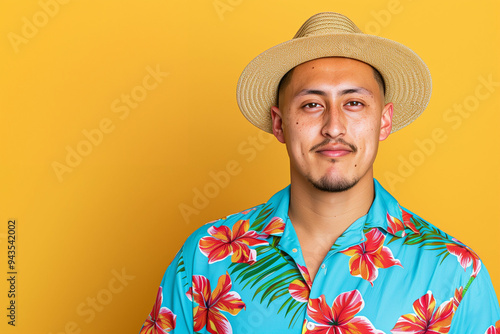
[271,57,393,192]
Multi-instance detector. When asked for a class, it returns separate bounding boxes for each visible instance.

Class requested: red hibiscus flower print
[199,220,268,264]
[401,207,419,233]
[304,290,383,333]
[446,238,481,277]
[140,286,176,334]
[239,207,256,215]
[289,279,309,303]
[341,228,402,286]
[391,291,454,334]
[289,264,312,302]
[186,272,245,334]
[297,263,313,288]
[485,320,500,334]
[386,208,419,237]
[452,287,463,312]
[261,217,285,236]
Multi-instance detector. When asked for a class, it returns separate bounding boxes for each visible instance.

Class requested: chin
[307,174,359,193]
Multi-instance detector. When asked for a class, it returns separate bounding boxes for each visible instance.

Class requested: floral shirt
[140,179,500,334]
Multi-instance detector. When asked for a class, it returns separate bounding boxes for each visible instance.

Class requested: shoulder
[183,186,290,249]
[181,202,269,251]
[379,204,499,318]
[395,210,500,330]
[389,204,483,280]
[375,180,481,274]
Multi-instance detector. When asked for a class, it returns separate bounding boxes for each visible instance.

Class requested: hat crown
[293,12,363,39]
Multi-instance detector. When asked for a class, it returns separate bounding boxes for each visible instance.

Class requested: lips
[316,145,353,158]
[310,139,357,158]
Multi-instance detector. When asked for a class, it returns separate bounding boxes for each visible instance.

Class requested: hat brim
[236,33,432,134]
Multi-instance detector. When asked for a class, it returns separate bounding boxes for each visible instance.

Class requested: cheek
[360,135,381,160]
[352,128,380,158]
[283,123,314,160]
[283,116,308,141]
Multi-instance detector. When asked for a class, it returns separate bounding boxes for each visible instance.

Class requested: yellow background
[1,0,499,333]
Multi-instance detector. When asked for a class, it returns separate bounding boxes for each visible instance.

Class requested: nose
[321,106,347,139]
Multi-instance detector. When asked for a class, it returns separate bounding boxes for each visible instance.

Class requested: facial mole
[312,67,315,69]
[296,122,299,125]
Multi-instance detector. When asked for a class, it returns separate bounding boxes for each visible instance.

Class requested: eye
[345,101,364,107]
[303,102,323,109]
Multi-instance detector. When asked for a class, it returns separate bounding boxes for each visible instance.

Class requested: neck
[288,171,375,241]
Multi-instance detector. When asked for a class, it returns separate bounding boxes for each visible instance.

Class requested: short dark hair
[276,63,386,107]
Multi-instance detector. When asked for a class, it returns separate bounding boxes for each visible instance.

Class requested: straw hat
[236,12,432,134]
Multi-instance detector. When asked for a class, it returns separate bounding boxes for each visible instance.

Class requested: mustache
[310,138,358,153]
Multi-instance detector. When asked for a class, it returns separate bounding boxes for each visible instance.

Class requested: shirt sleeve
[139,246,193,333]
[449,264,500,333]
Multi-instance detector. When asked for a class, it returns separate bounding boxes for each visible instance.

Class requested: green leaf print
[229,206,307,328]
[387,215,455,264]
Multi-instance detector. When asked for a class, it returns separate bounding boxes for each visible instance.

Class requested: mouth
[316,146,353,158]
[311,139,357,158]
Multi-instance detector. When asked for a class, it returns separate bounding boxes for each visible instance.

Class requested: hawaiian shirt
[140,179,500,333]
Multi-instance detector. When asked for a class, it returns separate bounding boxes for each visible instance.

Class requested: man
[140,12,500,333]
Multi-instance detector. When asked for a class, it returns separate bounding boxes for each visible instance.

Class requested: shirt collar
[365,178,418,237]
[259,178,418,244]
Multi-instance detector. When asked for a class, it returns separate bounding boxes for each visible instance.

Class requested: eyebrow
[294,87,373,98]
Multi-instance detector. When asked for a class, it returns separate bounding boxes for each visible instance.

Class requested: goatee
[308,175,359,193]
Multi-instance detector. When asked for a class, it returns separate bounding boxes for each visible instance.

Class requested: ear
[379,102,393,141]
[271,106,285,143]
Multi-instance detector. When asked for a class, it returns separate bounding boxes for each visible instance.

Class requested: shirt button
[321,264,326,269]
[292,248,297,253]
[306,322,315,330]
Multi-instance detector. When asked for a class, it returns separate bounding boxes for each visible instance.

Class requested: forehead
[287,57,379,91]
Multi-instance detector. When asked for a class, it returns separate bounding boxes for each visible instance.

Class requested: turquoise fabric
[140,179,500,334]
